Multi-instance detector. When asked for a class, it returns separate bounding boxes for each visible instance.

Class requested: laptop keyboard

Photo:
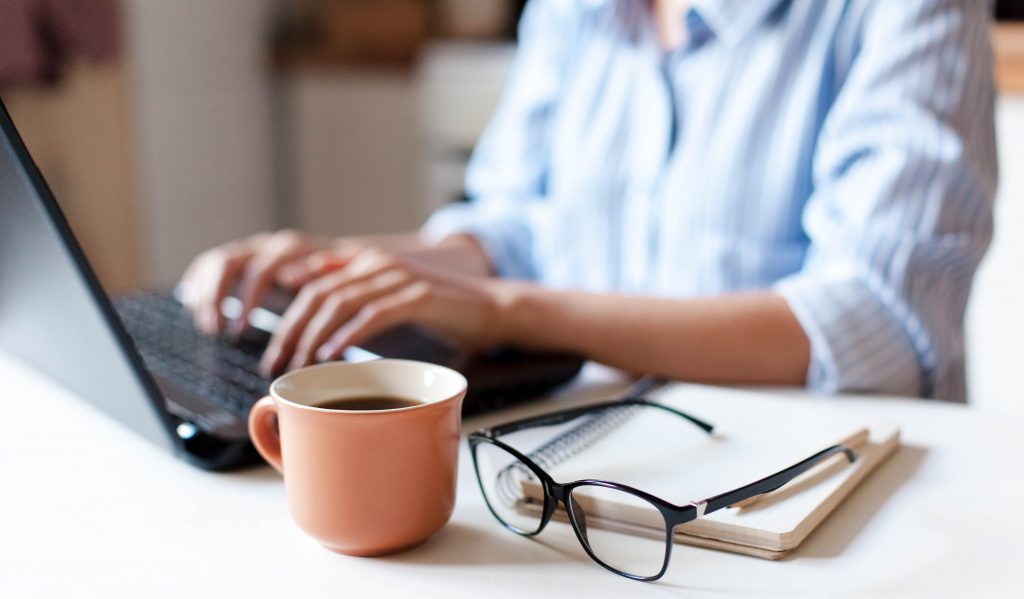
[114,292,271,417]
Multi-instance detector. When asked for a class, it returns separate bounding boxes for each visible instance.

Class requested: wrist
[488,280,542,347]
[423,232,495,278]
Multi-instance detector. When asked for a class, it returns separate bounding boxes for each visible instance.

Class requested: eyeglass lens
[475,439,672,579]
[473,441,547,535]
[567,484,670,579]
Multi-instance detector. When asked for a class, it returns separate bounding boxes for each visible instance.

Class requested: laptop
[0,100,582,470]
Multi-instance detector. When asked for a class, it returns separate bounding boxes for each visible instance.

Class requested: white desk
[1,352,1021,598]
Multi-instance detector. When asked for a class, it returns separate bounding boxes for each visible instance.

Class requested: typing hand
[179,229,331,336]
[259,247,517,377]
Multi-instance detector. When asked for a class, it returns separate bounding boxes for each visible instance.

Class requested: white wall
[417,42,515,213]
[966,96,1024,412]
[286,71,423,237]
[284,43,516,239]
[127,0,278,286]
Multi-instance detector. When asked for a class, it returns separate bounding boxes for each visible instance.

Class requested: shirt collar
[689,0,785,46]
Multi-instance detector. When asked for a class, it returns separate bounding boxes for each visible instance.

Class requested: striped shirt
[423,0,998,402]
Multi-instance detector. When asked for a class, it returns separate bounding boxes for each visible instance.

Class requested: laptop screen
[0,100,177,451]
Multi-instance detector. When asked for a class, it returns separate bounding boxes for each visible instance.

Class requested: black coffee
[315,396,424,411]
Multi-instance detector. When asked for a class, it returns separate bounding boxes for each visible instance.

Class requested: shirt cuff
[774,271,923,397]
[421,202,536,280]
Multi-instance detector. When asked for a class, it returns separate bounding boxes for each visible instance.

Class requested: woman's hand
[179,230,453,337]
[179,229,334,336]
[259,247,518,376]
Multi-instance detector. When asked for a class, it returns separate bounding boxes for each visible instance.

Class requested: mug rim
[269,358,468,415]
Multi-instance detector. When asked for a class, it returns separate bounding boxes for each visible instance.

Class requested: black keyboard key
[114,292,272,417]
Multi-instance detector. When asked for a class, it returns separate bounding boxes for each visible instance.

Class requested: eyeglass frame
[467,397,857,582]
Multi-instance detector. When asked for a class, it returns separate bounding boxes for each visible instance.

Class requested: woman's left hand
[258,247,518,376]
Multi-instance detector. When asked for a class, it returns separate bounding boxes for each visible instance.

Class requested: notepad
[516,383,899,559]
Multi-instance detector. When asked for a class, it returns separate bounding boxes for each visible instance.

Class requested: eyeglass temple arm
[692,444,857,517]
[483,397,715,438]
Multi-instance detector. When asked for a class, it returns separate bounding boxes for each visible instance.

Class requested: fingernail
[315,345,334,363]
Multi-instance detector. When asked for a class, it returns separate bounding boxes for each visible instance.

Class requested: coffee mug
[248,359,467,556]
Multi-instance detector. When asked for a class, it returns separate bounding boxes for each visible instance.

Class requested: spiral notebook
[514,381,900,559]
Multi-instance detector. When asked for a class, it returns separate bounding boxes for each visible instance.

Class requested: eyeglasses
[468,398,857,581]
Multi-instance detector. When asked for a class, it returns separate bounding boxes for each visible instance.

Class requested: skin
[654,0,689,50]
[180,230,810,385]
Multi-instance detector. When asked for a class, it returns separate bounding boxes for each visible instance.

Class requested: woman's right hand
[179,229,329,336]
[180,228,493,339]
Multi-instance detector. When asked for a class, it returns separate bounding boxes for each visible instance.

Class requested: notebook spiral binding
[494,376,667,508]
[525,375,667,472]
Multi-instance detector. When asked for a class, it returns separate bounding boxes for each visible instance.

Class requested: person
[181,0,997,402]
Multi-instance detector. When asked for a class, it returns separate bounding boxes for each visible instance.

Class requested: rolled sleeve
[776,270,923,397]
[422,200,538,280]
[777,0,996,401]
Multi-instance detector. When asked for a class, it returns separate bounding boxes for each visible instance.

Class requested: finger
[287,269,414,370]
[261,253,408,374]
[338,246,405,278]
[199,262,228,334]
[316,282,431,362]
[181,263,214,332]
[275,250,351,289]
[197,255,246,335]
[233,240,309,335]
[182,235,266,334]
[178,261,202,307]
[259,279,334,376]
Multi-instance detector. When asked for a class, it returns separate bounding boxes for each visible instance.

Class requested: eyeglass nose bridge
[533,480,567,534]
[540,481,596,535]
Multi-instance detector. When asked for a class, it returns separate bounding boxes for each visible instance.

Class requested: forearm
[497,286,810,385]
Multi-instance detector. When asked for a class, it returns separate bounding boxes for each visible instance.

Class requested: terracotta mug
[248,359,467,556]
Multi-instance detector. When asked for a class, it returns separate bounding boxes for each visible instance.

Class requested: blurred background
[1,0,529,291]
[1,0,1022,409]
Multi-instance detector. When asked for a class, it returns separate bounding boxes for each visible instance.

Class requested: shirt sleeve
[774,0,997,401]
[420,0,568,280]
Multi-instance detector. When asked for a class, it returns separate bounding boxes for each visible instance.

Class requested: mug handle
[248,396,284,474]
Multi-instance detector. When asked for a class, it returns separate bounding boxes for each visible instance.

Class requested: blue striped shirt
[423,0,998,402]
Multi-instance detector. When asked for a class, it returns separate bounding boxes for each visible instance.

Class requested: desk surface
[1,352,1021,598]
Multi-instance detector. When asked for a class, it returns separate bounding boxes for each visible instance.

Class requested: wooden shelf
[995,23,1024,93]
